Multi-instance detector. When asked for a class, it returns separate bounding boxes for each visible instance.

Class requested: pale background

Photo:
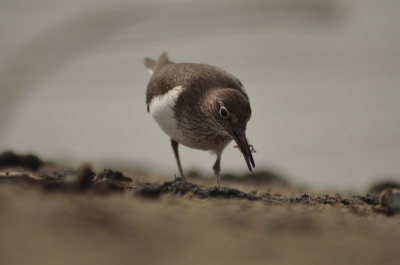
[1,0,399,190]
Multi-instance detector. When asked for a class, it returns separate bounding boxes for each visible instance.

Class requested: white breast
[149,86,187,144]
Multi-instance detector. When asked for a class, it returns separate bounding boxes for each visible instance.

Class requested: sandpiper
[144,53,255,188]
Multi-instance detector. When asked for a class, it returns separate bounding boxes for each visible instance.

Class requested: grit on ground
[1,152,400,265]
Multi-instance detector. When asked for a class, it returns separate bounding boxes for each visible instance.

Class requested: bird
[144,52,255,188]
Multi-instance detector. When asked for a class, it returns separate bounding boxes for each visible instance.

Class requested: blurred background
[0,0,399,191]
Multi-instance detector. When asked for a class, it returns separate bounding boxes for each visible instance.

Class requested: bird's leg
[212,154,222,189]
[171,139,186,181]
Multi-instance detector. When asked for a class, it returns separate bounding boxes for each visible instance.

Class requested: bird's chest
[149,86,231,151]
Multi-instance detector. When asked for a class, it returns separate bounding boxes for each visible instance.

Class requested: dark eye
[219,107,229,118]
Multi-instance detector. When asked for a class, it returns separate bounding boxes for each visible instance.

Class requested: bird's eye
[219,107,229,118]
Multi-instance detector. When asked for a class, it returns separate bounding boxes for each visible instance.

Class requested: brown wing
[145,54,247,112]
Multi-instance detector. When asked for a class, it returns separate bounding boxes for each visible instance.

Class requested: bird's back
[145,53,248,110]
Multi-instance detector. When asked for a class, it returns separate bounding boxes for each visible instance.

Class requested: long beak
[232,130,255,172]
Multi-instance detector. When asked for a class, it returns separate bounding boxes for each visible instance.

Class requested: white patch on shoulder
[149,86,186,143]
[147,69,153,75]
[241,86,246,92]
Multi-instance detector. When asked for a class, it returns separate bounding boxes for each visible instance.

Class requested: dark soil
[0,151,386,208]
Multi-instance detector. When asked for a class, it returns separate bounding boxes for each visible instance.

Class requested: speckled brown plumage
[144,53,255,188]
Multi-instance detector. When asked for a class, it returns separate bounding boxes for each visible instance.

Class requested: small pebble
[380,188,400,214]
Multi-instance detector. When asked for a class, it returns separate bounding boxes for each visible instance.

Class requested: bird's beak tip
[232,130,255,172]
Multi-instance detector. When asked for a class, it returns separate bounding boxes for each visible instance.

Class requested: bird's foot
[174,175,187,182]
[216,179,221,189]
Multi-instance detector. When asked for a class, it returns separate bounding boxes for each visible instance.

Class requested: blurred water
[1,0,399,190]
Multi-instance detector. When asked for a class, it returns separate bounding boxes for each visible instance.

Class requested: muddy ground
[1,152,400,265]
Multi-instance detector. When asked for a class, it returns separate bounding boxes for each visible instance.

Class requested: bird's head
[208,88,255,171]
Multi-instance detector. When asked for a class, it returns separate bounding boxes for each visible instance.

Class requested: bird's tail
[143,52,172,76]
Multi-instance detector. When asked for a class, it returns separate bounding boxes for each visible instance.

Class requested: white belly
[149,86,187,144]
[149,86,232,152]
